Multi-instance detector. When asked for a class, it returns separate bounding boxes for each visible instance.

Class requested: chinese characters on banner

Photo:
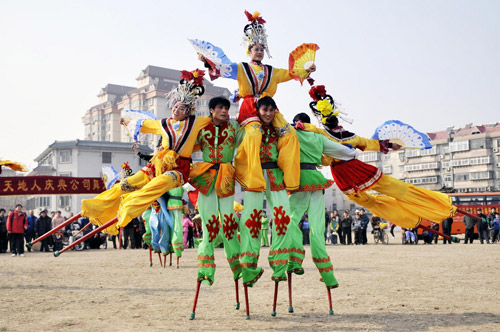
[0,176,106,196]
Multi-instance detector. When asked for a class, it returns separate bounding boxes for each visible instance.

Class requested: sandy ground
[1,234,499,332]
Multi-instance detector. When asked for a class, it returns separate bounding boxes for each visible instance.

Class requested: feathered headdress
[243,10,271,58]
[308,85,352,125]
[166,68,206,113]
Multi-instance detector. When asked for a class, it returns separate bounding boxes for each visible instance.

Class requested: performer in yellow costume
[301,85,456,229]
[81,69,211,229]
[195,10,313,192]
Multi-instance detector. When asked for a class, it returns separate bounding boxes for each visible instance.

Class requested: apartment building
[82,65,238,149]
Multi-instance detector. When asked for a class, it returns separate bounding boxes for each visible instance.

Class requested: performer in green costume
[288,112,356,314]
[189,97,243,319]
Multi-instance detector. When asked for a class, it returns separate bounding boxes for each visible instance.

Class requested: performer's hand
[306,64,316,73]
[391,143,402,151]
[131,143,139,154]
[197,53,206,62]
[120,118,125,125]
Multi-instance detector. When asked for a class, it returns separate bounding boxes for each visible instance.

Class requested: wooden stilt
[234,279,240,310]
[418,224,459,243]
[29,212,82,248]
[158,252,163,267]
[190,280,201,320]
[169,252,173,266]
[163,254,167,268]
[271,281,279,316]
[327,287,334,315]
[54,218,117,257]
[244,284,250,319]
[149,246,152,267]
[177,256,180,269]
[287,272,294,313]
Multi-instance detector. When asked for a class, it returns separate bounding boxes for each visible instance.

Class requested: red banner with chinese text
[0,176,106,196]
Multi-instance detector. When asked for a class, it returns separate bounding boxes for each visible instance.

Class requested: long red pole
[177,256,180,269]
[327,288,334,315]
[287,272,294,313]
[456,208,483,221]
[54,218,118,257]
[417,224,459,243]
[118,228,122,250]
[74,221,92,237]
[149,246,152,267]
[190,280,201,320]
[28,212,81,248]
[244,284,250,320]
[271,281,279,316]
[234,279,240,310]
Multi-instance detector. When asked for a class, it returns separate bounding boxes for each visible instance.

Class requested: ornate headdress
[121,161,132,177]
[308,85,352,125]
[166,68,206,113]
[243,10,271,58]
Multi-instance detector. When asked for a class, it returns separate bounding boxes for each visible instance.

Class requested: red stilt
[287,272,294,313]
[28,212,82,248]
[177,256,180,269]
[235,279,240,310]
[271,281,279,316]
[456,208,483,221]
[118,228,122,250]
[158,252,163,267]
[163,254,167,268]
[148,246,152,267]
[327,288,334,315]
[54,218,117,256]
[244,284,250,319]
[74,221,92,237]
[169,252,172,266]
[418,224,459,243]
[190,280,201,320]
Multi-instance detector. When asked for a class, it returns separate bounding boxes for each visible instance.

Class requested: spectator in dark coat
[340,210,353,245]
[359,208,370,245]
[477,208,489,244]
[442,217,453,244]
[462,209,476,244]
[6,204,28,256]
[35,210,52,252]
[0,208,8,253]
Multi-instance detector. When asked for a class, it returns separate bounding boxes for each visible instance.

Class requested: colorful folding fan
[289,43,320,85]
[372,120,432,150]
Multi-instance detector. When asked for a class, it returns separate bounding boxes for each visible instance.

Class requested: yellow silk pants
[347,174,456,228]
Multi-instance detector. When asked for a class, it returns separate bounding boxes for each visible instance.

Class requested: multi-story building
[82,65,238,149]
[26,140,152,216]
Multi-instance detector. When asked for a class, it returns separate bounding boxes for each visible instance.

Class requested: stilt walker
[189,97,243,319]
[236,97,301,318]
[288,112,356,315]
[81,69,212,230]
[301,85,459,229]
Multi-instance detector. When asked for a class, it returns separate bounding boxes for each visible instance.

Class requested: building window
[449,140,469,152]
[39,196,51,207]
[58,172,71,177]
[59,150,72,163]
[359,151,378,162]
[383,165,392,174]
[59,196,71,207]
[420,146,437,156]
[102,152,112,164]
[405,149,420,158]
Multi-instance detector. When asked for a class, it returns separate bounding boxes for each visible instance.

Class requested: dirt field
[1,234,499,332]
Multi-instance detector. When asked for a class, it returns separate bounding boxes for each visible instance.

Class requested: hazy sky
[1,0,499,170]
